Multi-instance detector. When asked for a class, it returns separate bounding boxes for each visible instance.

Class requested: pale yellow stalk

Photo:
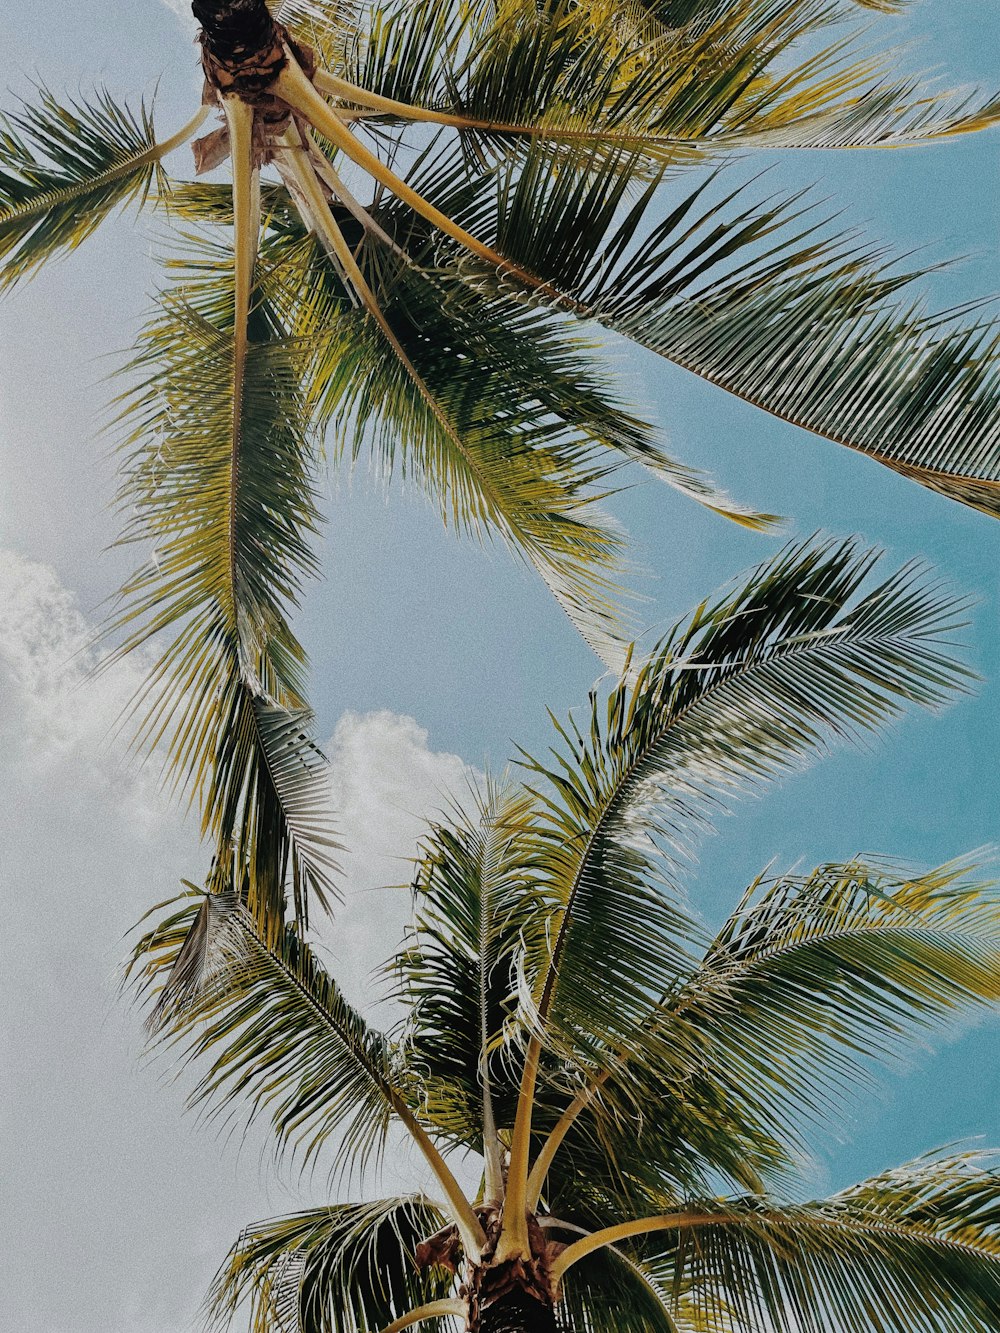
[377,1299,467,1333]
[274,53,562,302]
[550,1213,707,1283]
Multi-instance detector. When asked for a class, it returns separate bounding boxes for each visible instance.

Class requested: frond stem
[377,1300,467,1333]
[274,53,563,302]
[220,96,259,636]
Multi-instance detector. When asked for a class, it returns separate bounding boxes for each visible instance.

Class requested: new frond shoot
[129,539,1000,1333]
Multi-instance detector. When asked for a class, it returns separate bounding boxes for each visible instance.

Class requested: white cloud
[0,549,478,1331]
[158,0,198,30]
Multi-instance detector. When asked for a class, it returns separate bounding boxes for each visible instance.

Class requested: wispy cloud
[0,547,477,1331]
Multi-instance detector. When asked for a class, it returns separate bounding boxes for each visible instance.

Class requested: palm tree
[129,537,1000,1333]
[4,1,1000,944]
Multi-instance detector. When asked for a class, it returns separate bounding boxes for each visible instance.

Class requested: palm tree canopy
[3,0,1000,940]
[128,538,1000,1332]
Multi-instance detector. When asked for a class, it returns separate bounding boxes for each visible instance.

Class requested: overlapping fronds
[670,856,1000,1131]
[515,537,971,1070]
[0,85,172,290]
[552,1227,682,1333]
[111,242,337,934]
[437,148,1000,517]
[396,780,537,1148]
[208,1196,452,1333]
[129,890,402,1178]
[246,185,769,663]
[329,0,999,156]
[641,1152,1000,1332]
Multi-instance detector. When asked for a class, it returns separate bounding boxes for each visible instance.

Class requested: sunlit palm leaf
[208,1196,452,1333]
[515,537,970,1068]
[0,86,168,290]
[443,152,1000,517]
[111,245,336,933]
[348,1,999,156]
[670,855,1000,1131]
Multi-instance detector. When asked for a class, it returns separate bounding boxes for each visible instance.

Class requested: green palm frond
[673,856,1000,1129]
[253,189,767,664]
[515,537,971,1068]
[407,1,1000,156]
[641,1152,1000,1332]
[111,240,336,933]
[130,891,403,1178]
[208,1196,452,1333]
[0,85,202,290]
[442,151,1000,517]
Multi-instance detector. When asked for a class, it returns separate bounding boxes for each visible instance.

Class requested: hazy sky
[1,2,999,1330]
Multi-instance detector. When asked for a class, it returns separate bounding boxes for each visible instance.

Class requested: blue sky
[0,2,998,1329]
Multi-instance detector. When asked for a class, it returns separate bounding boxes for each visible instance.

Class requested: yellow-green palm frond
[638,1152,1000,1331]
[514,537,971,1069]
[0,86,172,290]
[127,890,403,1179]
[111,238,337,935]
[440,150,1000,518]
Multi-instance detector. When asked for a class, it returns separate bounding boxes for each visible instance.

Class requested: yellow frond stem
[495,1036,541,1261]
[526,1076,606,1209]
[376,1299,467,1333]
[550,1213,706,1284]
[274,53,562,303]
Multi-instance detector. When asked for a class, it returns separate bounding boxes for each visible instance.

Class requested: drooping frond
[130,891,404,1178]
[111,240,336,934]
[395,779,538,1180]
[634,1152,1000,1332]
[436,151,1000,518]
[548,1222,682,1333]
[331,0,1000,156]
[0,86,202,290]
[208,1196,453,1333]
[250,181,769,664]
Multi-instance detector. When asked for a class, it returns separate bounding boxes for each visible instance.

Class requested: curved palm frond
[127,886,487,1252]
[670,855,1000,1130]
[110,235,337,934]
[129,891,400,1177]
[0,85,204,290]
[628,1152,1000,1332]
[515,537,971,1068]
[394,779,539,1188]
[208,1196,453,1333]
[326,0,999,156]
[429,146,1000,518]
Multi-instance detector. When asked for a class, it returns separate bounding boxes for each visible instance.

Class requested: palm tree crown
[130,538,1000,1332]
[3,0,1000,944]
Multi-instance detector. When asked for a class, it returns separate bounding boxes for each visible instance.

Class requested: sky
[0,2,998,1330]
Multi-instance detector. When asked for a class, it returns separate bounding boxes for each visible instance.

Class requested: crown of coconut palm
[128,537,1000,1333]
[5,0,1000,943]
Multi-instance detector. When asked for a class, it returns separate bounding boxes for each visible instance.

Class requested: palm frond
[673,855,1000,1130]
[111,237,335,933]
[549,1222,682,1333]
[0,85,202,290]
[639,1152,1000,1332]
[515,537,971,1067]
[441,152,1000,518]
[395,779,537,1172]
[208,1196,453,1333]
[130,891,404,1178]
